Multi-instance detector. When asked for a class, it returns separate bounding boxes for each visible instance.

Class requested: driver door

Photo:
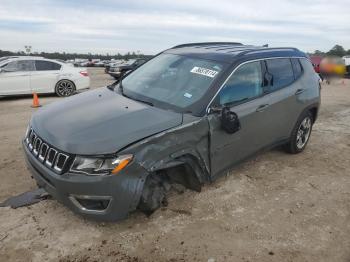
[208,61,272,178]
[0,60,33,95]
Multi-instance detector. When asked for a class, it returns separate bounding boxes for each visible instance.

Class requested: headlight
[70,154,133,176]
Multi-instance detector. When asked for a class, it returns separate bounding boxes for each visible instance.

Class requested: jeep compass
[23,42,320,221]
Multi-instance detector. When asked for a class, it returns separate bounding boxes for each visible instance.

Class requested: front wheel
[55,80,76,97]
[285,111,313,154]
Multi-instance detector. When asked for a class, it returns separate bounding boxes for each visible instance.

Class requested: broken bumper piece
[23,141,147,221]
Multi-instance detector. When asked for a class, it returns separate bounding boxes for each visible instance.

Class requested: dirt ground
[0,68,349,262]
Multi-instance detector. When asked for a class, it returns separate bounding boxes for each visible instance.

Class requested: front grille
[25,128,70,174]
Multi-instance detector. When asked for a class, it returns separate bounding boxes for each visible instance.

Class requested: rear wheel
[285,111,313,154]
[55,80,76,97]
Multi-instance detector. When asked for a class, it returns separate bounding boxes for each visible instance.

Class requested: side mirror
[221,106,241,134]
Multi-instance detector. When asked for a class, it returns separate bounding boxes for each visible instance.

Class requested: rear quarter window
[266,58,294,91]
[291,58,303,79]
[300,58,316,74]
[35,60,62,71]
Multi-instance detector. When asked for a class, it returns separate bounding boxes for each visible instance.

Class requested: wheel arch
[309,106,318,123]
[147,152,209,192]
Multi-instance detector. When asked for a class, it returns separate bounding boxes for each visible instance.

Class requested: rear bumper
[23,141,147,221]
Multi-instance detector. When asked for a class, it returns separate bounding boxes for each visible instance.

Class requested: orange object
[111,156,133,174]
[31,93,41,108]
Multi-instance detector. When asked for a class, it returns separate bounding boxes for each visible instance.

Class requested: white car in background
[0,56,90,97]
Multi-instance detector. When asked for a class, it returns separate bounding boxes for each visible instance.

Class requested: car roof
[165,42,307,63]
[0,56,64,65]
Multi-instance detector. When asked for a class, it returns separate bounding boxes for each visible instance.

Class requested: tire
[55,80,76,97]
[285,111,313,154]
[138,173,169,214]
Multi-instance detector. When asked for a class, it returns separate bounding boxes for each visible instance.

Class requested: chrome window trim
[205,56,308,113]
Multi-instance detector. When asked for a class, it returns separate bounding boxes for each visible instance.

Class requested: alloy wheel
[296,117,312,149]
[57,80,75,96]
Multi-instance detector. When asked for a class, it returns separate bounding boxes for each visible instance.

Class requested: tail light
[80,71,89,77]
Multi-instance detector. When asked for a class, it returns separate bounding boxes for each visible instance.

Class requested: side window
[291,58,303,79]
[1,61,34,72]
[1,61,17,72]
[35,60,62,71]
[265,58,294,91]
[300,59,316,75]
[219,61,263,105]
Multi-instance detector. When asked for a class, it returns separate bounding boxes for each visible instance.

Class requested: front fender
[119,116,211,183]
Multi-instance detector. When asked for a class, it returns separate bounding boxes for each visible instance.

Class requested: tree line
[310,45,350,57]
[1,44,349,60]
[0,50,152,60]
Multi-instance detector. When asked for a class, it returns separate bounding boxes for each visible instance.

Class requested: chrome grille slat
[25,128,70,174]
[33,138,42,156]
[54,153,69,172]
[38,143,49,161]
[45,148,57,168]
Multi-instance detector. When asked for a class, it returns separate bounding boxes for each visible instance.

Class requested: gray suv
[23,43,320,221]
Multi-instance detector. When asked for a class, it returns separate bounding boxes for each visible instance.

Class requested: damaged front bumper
[23,141,147,221]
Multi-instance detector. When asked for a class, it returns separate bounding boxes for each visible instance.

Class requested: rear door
[262,58,301,141]
[0,60,34,95]
[208,61,272,177]
[30,60,62,93]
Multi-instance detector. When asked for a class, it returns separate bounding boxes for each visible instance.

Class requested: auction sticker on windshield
[190,67,218,78]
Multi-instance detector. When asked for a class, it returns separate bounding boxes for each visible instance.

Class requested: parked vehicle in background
[23,42,320,221]
[104,60,125,73]
[94,60,110,67]
[310,56,323,74]
[55,59,74,67]
[108,58,147,79]
[320,56,346,77]
[0,56,90,96]
[73,59,88,67]
[343,55,350,75]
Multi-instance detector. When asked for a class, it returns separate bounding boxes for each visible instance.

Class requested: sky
[0,0,349,55]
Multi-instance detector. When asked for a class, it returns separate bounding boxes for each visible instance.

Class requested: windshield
[121,53,225,111]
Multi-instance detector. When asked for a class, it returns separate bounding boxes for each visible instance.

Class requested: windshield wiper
[131,97,154,107]
[117,84,154,106]
[106,83,115,90]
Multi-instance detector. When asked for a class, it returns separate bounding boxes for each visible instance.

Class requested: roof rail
[172,42,243,49]
[239,47,300,56]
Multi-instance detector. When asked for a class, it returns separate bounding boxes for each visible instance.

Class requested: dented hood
[31,88,183,155]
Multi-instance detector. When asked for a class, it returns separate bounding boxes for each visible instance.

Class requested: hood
[31,88,183,155]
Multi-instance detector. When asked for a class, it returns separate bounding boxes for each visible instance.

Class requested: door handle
[256,104,269,112]
[295,89,305,95]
